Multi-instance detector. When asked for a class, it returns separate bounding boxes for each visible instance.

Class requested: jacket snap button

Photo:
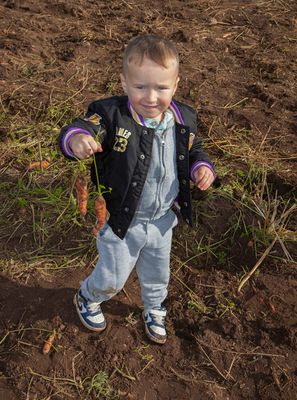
[140,154,145,160]
[143,129,148,135]
[124,207,129,212]
[117,228,122,233]
[132,181,137,187]
[179,155,185,161]
[184,202,188,207]
[181,128,186,134]
[182,179,187,185]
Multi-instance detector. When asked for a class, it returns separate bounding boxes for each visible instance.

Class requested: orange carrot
[74,174,88,217]
[269,303,276,313]
[92,195,106,236]
[42,332,56,354]
[27,160,50,171]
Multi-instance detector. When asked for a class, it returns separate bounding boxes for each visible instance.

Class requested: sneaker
[143,306,167,344]
[73,290,106,332]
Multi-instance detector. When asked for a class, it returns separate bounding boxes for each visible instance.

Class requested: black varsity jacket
[59,96,212,239]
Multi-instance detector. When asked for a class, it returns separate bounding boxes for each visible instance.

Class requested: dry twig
[238,236,277,292]
[198,342,235,382]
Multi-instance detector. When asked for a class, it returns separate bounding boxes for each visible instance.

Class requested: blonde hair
[123,34,179,73]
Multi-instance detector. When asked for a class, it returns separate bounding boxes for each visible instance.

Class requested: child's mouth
[142,105,158,110]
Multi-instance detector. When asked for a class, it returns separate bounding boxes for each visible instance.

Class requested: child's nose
[146,89,157,103]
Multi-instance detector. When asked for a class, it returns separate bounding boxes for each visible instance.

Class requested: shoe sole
[73,294,106,333]
[143,313,167,345]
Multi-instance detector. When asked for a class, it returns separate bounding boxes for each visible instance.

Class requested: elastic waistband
[132,209,169,223]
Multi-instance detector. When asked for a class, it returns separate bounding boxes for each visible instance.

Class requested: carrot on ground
[74,174,89,217]
[42,332,56,354]
[92,195,107,236]
[27,160,50,171]
[269,303,276,313]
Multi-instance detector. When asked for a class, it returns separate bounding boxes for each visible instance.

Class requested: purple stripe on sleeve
[61,127,93,158]
[191,161,216,182]
[170,101,184,125]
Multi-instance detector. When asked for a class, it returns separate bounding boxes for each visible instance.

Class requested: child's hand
[193,166,215,191]
[69,133,102,159]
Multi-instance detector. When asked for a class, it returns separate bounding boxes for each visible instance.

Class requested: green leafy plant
[87,371,118,399]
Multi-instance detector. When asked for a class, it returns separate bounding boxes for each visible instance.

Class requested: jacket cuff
[60,128,94,158]
[190,161,216,182]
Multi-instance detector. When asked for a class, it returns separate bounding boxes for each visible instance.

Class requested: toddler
[59,34,216,344]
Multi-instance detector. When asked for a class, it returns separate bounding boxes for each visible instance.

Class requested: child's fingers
[197,175,213,190]
[88,138,103,154]
[95,143,103,152]
[195,168,215,191]
[77,140,102,159]
[69,134,102,159]
[196,173,209,190]
[195,168,207,183]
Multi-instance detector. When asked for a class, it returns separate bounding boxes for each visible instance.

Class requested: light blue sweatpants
[80,209,177,312]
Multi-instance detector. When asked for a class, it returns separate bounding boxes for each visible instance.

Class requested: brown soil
[0,1,296,399]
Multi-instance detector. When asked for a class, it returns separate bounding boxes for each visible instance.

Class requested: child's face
[121,57,179,122]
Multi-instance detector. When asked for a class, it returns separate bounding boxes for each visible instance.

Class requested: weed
[237,172,296,291]
[16,197,29,208]
[217,298,236,317]
[215,250,228,266]
[106,74,120,94]
[19,64,35,77]
[186,291,211,314]
[87,371,118,399]
[133,344,154,362]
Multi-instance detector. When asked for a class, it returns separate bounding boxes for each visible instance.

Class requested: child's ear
[120,73,127,93]
[173,76,180,94]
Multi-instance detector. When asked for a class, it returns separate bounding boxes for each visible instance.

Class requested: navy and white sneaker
[143,306,167,344]
[73,290,106,332]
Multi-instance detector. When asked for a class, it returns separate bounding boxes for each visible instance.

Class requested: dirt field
[0,1,296,399]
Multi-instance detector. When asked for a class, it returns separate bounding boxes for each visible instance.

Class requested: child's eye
[159,87,169,91]
[135,86,144,89]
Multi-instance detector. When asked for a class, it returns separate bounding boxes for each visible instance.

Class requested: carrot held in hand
[92,195,107,236]
[42,332,56,354]
[74,174,88,217]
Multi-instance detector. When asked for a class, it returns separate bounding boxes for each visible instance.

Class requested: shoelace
[151,313,165,325]
[86,302,102,314]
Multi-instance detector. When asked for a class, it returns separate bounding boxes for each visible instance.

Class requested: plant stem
[92,154,102,196]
